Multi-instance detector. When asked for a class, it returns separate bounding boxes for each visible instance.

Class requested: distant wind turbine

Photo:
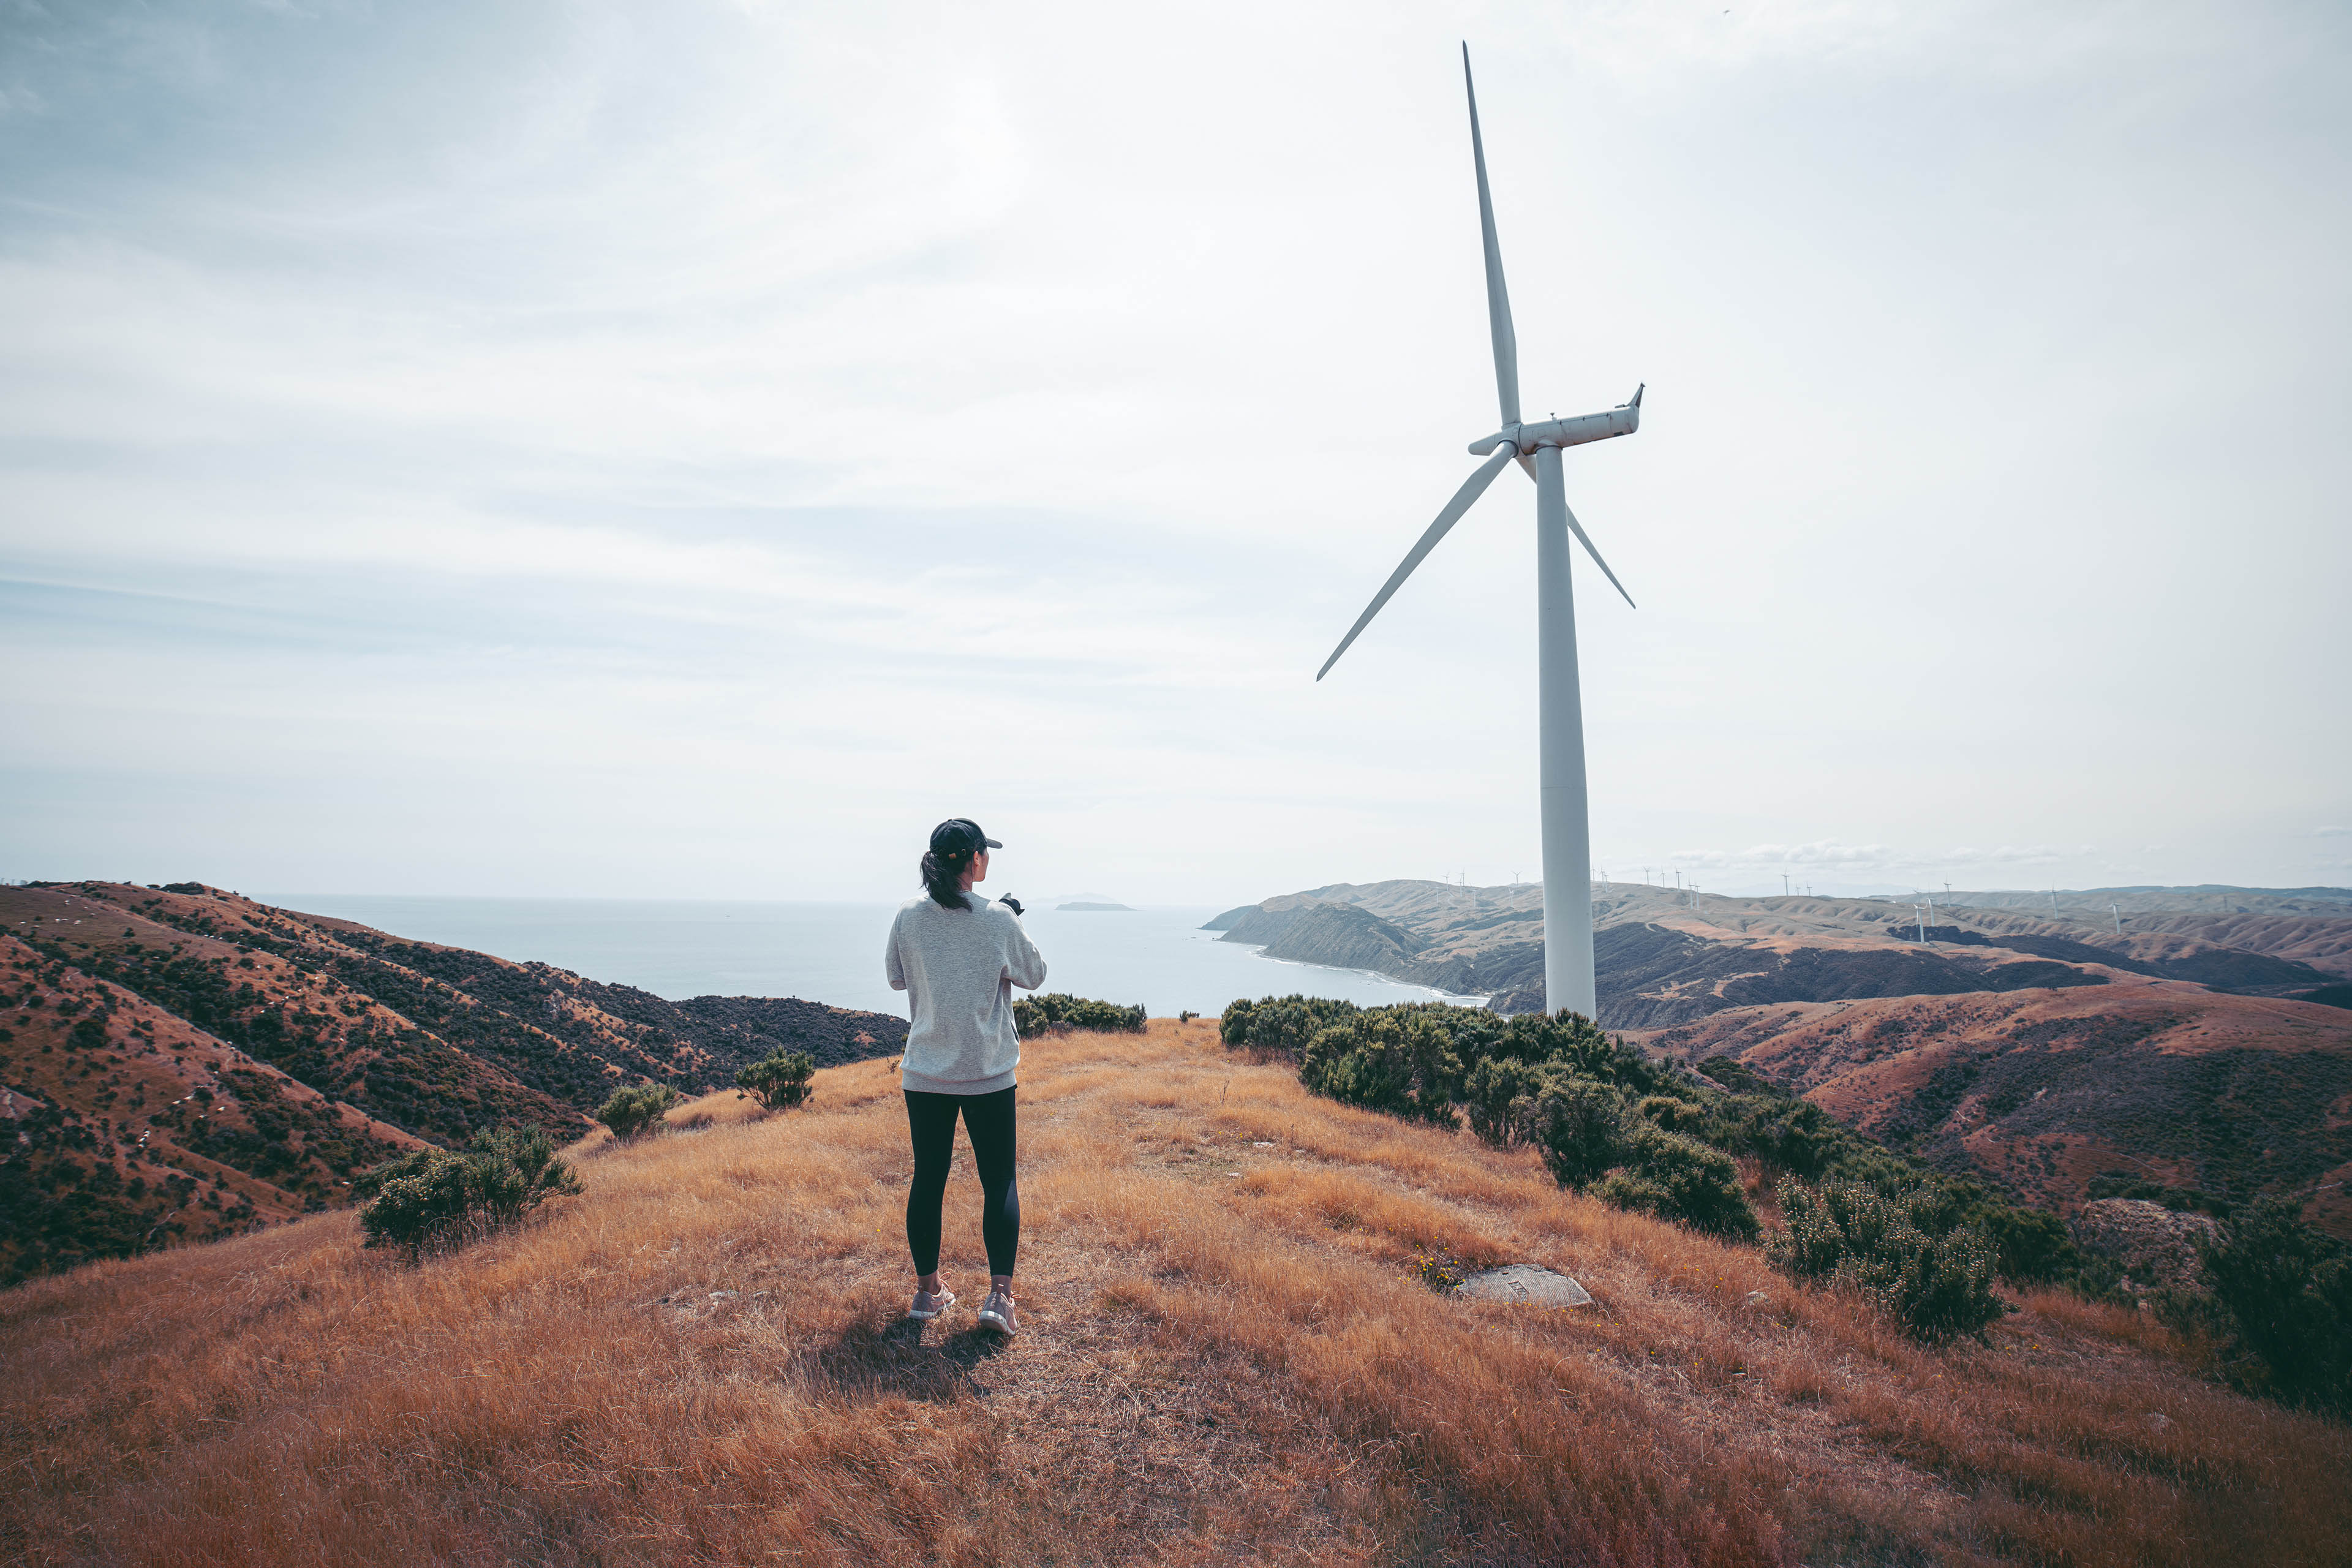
[1316,45,1646,1020]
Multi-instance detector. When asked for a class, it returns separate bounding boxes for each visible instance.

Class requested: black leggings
[903,1086,1019,1278]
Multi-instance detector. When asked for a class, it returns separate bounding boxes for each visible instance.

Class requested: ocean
[255,895,1485,1019]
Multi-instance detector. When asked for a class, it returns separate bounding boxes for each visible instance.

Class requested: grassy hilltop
[4,1021,2345,1567]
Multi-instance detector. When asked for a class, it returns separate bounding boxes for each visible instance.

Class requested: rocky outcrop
[2071,1199,2220,1291]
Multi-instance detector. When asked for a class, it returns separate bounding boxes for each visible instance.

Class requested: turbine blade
[1317,447,1517,680]
[1560,498,1637,608]
[1463,45,1520,428]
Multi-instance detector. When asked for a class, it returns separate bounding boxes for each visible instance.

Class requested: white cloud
[1942,846,2070,865]
[1662,842,2076,874]
[1,0,2346,900]
[1668,842,1890,869]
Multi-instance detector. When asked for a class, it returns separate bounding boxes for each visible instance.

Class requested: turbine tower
[1316,45,1643,1019]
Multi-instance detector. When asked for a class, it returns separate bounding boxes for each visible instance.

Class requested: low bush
[1522,1074,1627,1189]
[1297,1011,1460,1125]
[1976,1204,2075,1285]
[1218,994,1360,1055]
[1497,1011,1668,1096]
[1264,997,2094,1294]
[1703,1093,1836,1178]
[1014,993,1146,1038]
[1695,1054,1780,1096]
[1463,1057,1548,1148]
[1771,1177,2005,1343]
[1634,1094,1704,1133]
[353,1127,579,1259]
[597,1084,681,1141]
[736,1048,816,1110]
[2180,1197,2352,1416]
[1596,1123,1758,1241]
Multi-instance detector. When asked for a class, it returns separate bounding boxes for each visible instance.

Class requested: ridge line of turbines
[1425,866,2123,939]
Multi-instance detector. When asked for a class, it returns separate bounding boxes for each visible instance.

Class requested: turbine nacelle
[1468,388,1643,458]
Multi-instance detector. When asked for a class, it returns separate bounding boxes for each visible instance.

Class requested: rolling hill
[1207,880,2352,1232]
[1651,987,2352,1238]
[3,1021,2344,1566]
[1,881,908,1284]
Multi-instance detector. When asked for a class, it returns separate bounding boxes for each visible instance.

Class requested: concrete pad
[1457,1265,1593,1307]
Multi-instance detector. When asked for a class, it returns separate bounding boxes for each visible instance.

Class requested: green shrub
[1523,1075,1628,1189]
[2188,1197,2352,1415]
[1695,1054,1780,1096]
[1014,993,1147,1038]
[1483,1009,1667,1096]
[1218,994,1360,1055]
[463,1127,578,1221]
[736,1048,816,1110]
[1594,1122,1758,1240]
[1463,1057,1548,1148]
[1771,1177,2005,1343]
[1634,1094,1704,1133]
[1297,1012,1461,1125]
[597,1084,681,1141]
[1977,1204,2075,1286]
[353,1127,579,1259]
[1262,995,2094,1310]
[1705,1094,1836,1178]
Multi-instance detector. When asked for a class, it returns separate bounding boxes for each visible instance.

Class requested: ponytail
[921,846,974,910]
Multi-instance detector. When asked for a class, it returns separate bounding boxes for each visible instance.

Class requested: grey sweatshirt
[885,893,1047,1095]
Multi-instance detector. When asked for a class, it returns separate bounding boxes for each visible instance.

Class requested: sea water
[256,895,1486,1019]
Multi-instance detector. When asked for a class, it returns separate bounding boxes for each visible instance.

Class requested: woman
[884,817,1046,1336]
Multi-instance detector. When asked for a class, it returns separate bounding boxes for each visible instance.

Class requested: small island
[1057,900,1134,911]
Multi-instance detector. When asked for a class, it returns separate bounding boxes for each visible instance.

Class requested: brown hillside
[3,1021,2344,1566]
[1646,988,2352,1237]
[2105,913,2352,978]
[29,881,912,1109]
[0,925,423,1283]
[1,881,909,1285]
[1207,880,2351,1019]
[2,883,587,1142]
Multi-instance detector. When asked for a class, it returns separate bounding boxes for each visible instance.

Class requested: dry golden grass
[3,1020,2345,1566]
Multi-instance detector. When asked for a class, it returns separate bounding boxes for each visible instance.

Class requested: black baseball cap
[930,818,1002,854]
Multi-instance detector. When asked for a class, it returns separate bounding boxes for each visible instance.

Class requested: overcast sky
[3,0,2346,905]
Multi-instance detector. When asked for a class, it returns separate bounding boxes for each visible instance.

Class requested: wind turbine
[1316,46,1645,1019]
